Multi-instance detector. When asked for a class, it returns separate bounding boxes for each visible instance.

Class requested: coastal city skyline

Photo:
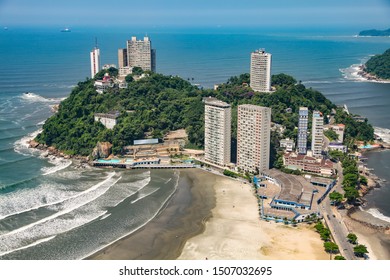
[1,2,390,276]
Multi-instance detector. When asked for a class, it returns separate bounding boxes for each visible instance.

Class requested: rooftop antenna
[95,37,98,48]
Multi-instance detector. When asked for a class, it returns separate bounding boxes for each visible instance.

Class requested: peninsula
[358,28,390,37]
[359,48,390,81]
[33,65,386,260]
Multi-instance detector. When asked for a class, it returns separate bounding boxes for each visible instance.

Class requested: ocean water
[0,26,390,259]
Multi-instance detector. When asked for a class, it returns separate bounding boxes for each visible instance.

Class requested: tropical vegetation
[364,48,390,80]
[36,70,344,159]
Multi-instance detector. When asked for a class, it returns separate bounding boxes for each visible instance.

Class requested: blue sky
[0,0,389,29]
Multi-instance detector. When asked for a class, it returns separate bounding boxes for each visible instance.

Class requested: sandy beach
[341,208,390,260]
[178,172,328,260]
[88,168,328,260]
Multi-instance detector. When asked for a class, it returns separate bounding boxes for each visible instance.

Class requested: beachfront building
[118,48,128,69]
[204,97,231,167]
[90,46,100,78]
[297,107,309,154]
[250,49,272,92]
[94,111,120,129]
[126,36,156,72]
[283,152,334,177]
[237,104,271,173]
[311,110,324,157]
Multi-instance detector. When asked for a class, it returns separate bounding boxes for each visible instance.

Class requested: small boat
[61,28,71,32]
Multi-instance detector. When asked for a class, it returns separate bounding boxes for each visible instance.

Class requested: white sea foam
[99,213,111,221]
[374,127,390,144]
[366,208,390,224]
[131,188,159,204]
[82,172,180,260]
[20,92,65,103]
[0,173,120,238]
[41,156,72,176]
[340,56,390,83]
[0,172,115,221]
[0,209,109,257]
[0,235,57,257]
[13,128,42,156]
[107,176,151,208]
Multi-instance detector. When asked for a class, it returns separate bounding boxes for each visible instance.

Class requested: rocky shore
[357,65,390,83]
[28,139,89,165]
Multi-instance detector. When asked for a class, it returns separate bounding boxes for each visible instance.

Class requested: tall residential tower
[250,49,272,92]
[237,104,271,173]
[126,36,156,72]
[204,97,231,166]
[90,46,100,78]
[312,110,324,157]
[297,107,309,154]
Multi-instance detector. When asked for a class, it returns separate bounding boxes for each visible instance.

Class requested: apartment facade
[204,97,231,166]
[126,36,156,72]
[237,104,271,173]
[297,107,308,154]
[312,110,324,157]
[118,48,128,69]
[250,49,272,92]
[90,47,100,78]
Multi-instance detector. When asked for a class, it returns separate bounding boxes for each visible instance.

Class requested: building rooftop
[94,111,120,119]
[267,169,313,206]
[133,138,159,145]
[238,104,269,111]
[203,97,230,108]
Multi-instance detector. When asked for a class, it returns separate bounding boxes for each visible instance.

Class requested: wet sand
[343,208,390,260]
[88,168,328,260]
[87,169,216,260]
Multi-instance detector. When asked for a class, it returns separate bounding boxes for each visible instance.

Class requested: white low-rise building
[94,111,120,129]
[280,138,295,152]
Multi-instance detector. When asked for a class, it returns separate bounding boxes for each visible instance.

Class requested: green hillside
[364,48,390,80]
[36,71,373,160]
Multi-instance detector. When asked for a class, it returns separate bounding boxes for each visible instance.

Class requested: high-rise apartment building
[204,97,231,166]
[312,110,324,157]
[237,104,271,173]
[297,107,309,155]
[118,48,128,69]
[90,46,100,78]
[126,36,156,72]
[250,49,272,92]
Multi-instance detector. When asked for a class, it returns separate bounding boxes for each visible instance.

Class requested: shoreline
[87,168,328,260]
[86,169,216,260]
[356,65,390,84]
[337,147,390,259]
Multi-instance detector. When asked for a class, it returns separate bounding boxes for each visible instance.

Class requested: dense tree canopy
[364,48,390,80]
[35,71,344,158]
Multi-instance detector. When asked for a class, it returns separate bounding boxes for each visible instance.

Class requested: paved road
[319,162,357,260]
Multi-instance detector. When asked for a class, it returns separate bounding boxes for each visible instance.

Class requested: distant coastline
[358,28,390,37]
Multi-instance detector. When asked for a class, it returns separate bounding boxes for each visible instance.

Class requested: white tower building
[312,110,324,157]
[297,107,309,155]
[90,46,100,78]
[204,97,231,166]
[250,49,272,92]
[237,104,271,173]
